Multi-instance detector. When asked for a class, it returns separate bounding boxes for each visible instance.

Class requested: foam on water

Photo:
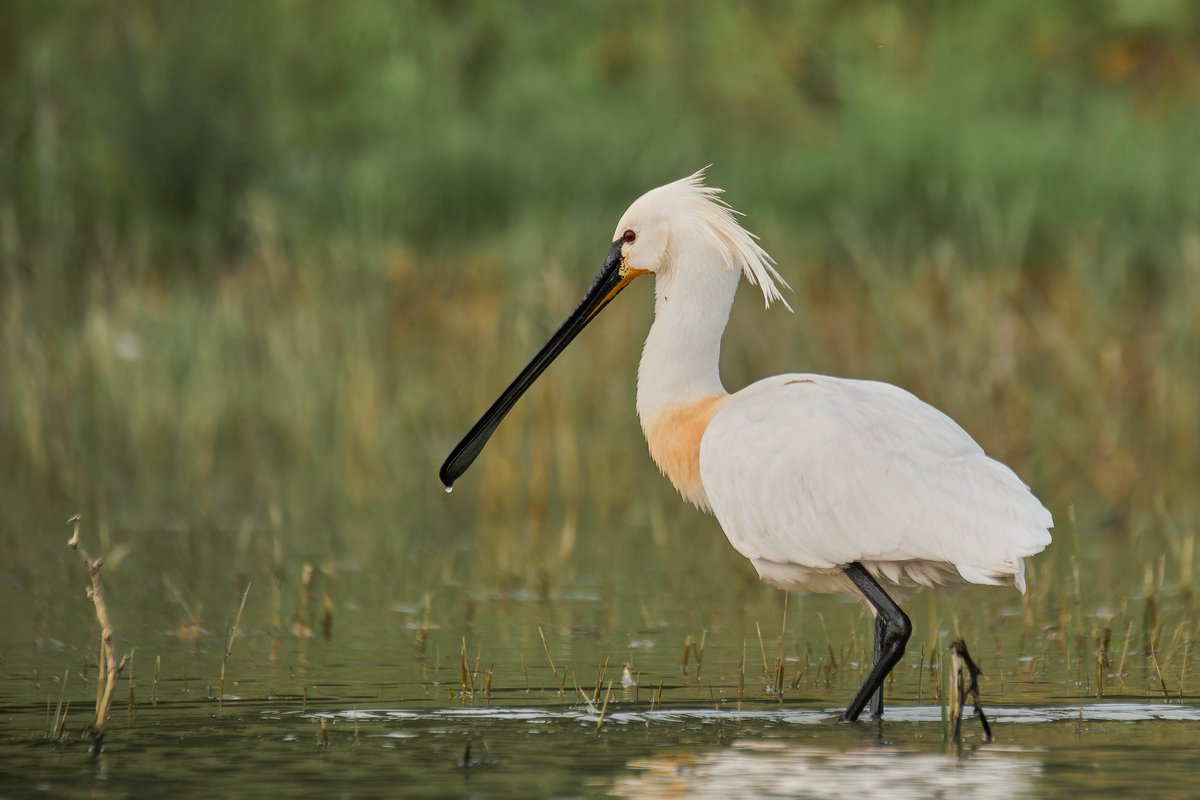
[295,702,1200,726]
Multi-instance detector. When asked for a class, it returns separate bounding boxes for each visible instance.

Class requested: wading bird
[440,170,1053,722]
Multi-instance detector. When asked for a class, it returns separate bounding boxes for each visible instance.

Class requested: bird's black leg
[840,562,912,723]
[870,613,886,718]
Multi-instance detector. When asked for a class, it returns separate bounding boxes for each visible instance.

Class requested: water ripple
[293,701,1200,725]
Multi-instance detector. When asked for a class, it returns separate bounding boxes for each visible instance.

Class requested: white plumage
[618,172,1052,602]
[441,169,1054,720]
[701,374,1053,596]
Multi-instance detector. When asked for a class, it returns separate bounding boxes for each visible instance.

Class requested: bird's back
[698,374,1052,594]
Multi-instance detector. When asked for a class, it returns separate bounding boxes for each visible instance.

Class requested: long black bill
[439,239,634,490]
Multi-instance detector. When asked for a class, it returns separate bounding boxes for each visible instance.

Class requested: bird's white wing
[699,375,1052,589]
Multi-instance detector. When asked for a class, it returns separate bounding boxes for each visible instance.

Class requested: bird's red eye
[622,229,637,244]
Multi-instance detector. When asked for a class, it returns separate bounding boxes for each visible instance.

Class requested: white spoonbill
[440,170,1053,722]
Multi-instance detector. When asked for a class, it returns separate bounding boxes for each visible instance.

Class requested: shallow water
[6,695,1200,797]
[2,513,1197,798]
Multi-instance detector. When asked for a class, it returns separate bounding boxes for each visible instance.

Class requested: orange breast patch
[642,393,728,511]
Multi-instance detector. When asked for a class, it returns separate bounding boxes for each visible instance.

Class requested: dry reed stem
[1149,646,1170,699]
[574,681,595,712]
[95,634,104,713]
[594,679,613,736]
[459,637,471,704]
[817,613,838,673]
[218,583,252,711]
[649,679,664,715]
[49,668,70,740]
[779,593,788,661]
[1163,620,1187,674]
[755,622,769,682]
[681,635,694,672]
[1180,634,1193,700]
[1116,619,1134,681]
[67,515,131,754]
[592,656,610,703]
[738,639,746,702]
[127,650,135,718]
[930,644,942,702]
[916,642,926,703]
[538,626,557,676]
[56,699,71,740]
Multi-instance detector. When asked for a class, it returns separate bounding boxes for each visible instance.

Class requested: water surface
[2,519,1196,797]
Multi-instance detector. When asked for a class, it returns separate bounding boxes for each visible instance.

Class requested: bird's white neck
[634,244,739,510]
[635,251,738,420]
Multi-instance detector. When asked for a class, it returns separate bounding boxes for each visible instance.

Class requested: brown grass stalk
[219,583,252,712]
[538,625,558,677]
[594,679,613,736]
[67,515,131,754]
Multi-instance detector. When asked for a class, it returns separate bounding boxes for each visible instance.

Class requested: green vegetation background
[2,1,1197,608]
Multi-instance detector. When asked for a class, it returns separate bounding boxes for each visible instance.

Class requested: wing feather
[699,375,1052,590]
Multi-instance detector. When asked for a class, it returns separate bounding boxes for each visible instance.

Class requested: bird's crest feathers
[659,168,793,310]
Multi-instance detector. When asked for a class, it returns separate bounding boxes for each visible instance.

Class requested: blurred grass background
[1,0,1198,617]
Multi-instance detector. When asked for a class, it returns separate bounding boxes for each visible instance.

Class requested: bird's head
[606,168,790,307]
[439,168,790,489]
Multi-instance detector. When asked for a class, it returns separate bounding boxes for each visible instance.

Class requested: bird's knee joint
[885,613,913,648]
